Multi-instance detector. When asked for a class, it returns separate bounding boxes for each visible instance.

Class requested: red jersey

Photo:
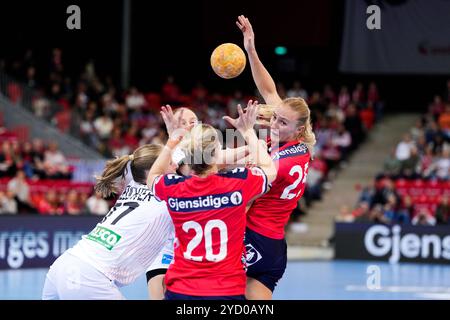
[152,167,268,296]
[247,140,311,239]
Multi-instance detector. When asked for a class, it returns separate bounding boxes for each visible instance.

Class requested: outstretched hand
[160,105,186,141]
[223,100,259,133]
[236,15,255,53]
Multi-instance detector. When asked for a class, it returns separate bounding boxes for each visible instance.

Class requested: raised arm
[224,100,277,184]
[147,106,185,189]
[237,15,282,106]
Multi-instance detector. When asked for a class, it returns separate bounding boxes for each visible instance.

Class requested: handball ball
[210,43,246,79]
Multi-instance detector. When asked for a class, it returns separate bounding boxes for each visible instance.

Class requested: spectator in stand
[332,124,352,161]
[31,138,46,179]
[352,201,370,221]
[125,86,146,112]
[79,109,99,147]
[438,104,450,140]
[64,190,82,215]
[323,84,337,104]
[372,178,400,208]
[52,102,72,134]
[123,124,140,151]
[43,142,70,179]
[0,141,16,177]
[32,89,51,119]
[101,89,119,114]
[93,112,114,142]
[425,121,442,145]
[86,191,109,216]
[381,147,402,179]
[109,127,129,157]
[352,82,365,105]
[7,170,35,213]
[287,81,308,100]
[412,208,436,226]
[25,66,37,89]
[397,195,413,224]
[74,82,89,111]
[360,102,375,131]
[140,118,159,146]
[425,148,450,180]
[382,194,398,223]
[37,189,64,215]
[369,204,390,224]
[150,127,167,145]
[304,160,324,203]
[435,195,450,225]
[400,146,420,179]
[20,141,35,178]
[335,205,354,223]
[338,86,350,110]
[415,133,428,155]
[419,145,435,177]
[0,191,18,214]
[326,103,345,124]
[395,134,415,161]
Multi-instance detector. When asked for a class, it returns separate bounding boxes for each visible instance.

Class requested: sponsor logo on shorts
[161,254,173,265]
[86,226,121,250]
[245,243,262,267]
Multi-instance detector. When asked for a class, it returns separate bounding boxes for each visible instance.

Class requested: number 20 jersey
[152,167,268,296]
[247,141,311,240]
[68,180,173,286]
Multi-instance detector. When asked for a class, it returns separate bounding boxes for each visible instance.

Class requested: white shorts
[145,234,174,277]
[42,252,125,300]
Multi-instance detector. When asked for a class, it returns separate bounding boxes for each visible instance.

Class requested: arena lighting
[275,46,287,55]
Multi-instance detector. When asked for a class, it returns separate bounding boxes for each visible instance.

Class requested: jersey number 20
[182,220,227,263]
[280,163,308,200]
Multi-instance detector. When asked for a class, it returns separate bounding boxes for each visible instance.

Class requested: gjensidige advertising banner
[0,216,99,269]
[335,223,450,264]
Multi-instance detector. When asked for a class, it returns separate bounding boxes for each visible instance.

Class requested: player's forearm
[247,49,279,103]
[241,129,277,183]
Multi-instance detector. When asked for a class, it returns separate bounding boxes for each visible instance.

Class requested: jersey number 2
[280,164,308,200]
[182,220,228,263]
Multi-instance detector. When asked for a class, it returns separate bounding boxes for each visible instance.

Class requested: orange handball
[210,43,246,79]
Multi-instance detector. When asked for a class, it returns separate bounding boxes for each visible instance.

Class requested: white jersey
[68,180,173,286]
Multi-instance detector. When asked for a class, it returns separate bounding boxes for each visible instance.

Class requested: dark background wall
[0,0,448,111]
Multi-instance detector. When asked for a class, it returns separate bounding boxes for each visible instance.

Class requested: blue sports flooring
[1,260,449,300]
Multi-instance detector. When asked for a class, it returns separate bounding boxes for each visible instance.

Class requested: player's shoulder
[273,142,310,161]
[216,167,249,180]
[160,173,191,186]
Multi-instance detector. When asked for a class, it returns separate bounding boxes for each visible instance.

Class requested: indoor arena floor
[1,260,449,300]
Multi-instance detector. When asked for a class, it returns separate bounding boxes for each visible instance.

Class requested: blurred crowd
[1,48,384,220]
[337,80,450,226]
